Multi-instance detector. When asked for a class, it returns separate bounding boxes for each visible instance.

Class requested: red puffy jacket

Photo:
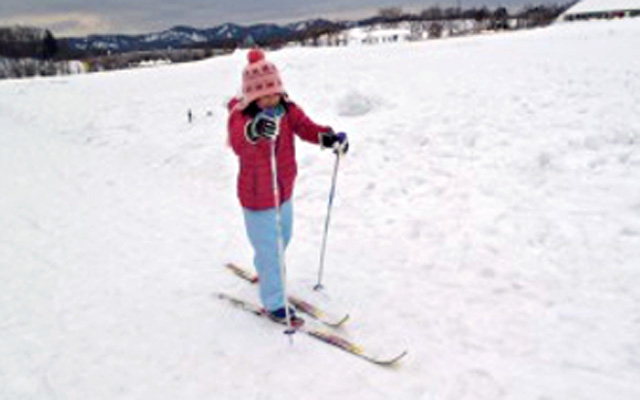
[227,98,330,210]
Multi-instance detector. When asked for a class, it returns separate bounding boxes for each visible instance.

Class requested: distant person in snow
[188,109,193,123]
[227,48,348,326]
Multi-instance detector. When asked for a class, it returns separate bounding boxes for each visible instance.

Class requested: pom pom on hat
[247,49,265,64]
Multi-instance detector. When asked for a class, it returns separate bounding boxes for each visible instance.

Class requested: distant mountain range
[65,19,347,53]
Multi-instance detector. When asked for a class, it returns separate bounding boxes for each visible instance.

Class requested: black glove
[321,131,349,155]
[247,113,278,143]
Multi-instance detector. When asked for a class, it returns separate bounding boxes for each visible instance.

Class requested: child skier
[227,49,348,326]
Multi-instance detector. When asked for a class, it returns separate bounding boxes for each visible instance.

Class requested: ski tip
[225,262,259,283]
[374,350,408,367]
[328,314,350,329]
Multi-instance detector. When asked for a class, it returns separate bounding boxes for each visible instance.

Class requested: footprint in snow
[336,90,379,117]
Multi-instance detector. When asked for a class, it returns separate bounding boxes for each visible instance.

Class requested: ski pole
[314,150,341,291]
[267,111,295,340]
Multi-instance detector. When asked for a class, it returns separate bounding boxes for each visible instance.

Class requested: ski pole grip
[263,108,279,141]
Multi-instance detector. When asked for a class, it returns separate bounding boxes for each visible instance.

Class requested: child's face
[257,94,281,110]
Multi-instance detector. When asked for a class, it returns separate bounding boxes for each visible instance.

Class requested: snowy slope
[565,0,640,13]
[2,18,640,400]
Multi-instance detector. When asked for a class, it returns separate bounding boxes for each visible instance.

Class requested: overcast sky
[1,0,566,37]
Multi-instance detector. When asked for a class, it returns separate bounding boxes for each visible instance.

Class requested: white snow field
[2,18,640,400]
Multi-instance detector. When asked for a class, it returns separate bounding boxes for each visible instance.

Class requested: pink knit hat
[241,49,285,108]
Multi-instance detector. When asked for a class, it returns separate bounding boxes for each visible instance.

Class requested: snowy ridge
[143,27,208,44]
[1,18,640,400]
[65,19,337,52]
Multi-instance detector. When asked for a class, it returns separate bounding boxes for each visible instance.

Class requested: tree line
[0,27,58,59]
[375,3,573,27]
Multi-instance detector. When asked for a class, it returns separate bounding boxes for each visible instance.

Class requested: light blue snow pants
[243,201,292,312]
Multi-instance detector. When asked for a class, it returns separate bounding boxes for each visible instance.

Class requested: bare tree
[491,7,510,30]
[378,7,405,28]
[443,7,462,20]
[378,7,404,20]
[421,6,443,21]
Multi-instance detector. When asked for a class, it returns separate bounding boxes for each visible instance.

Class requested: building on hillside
[558,0,640,22]
[343,23,412,46]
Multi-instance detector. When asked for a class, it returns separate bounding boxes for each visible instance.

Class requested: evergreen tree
[42,30,58,59]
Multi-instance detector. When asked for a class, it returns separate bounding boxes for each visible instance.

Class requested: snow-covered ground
[2,19,640,400]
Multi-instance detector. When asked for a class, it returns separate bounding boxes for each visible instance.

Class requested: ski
[225,262,350,328]
[216,292,407,366]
